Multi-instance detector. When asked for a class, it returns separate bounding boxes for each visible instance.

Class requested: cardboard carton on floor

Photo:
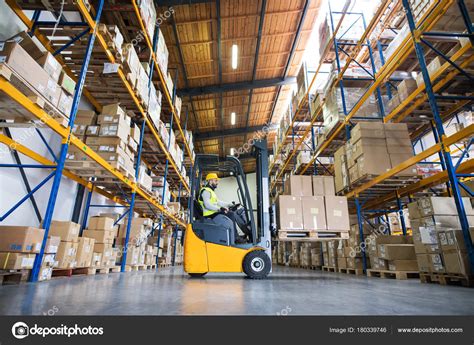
[367,235,408,257]
[38,267,53,281]
[312,176,335,196]
[438,230,466,253]
[0,253,35,269]
[378,244,416,260]
[277,195,303,230]
[301,196,326,230]
[429,253,445,273]
[45,236,60,254]
[88,216,115,231]
[284,175,313,197]
[76,237,96,268]
[416,254,431,272]
[82,230,114,244]
[91,253,102,268]
[324,196,350,231]
[49,221,80,242]
[56,241,78,269]
[42,253,57,268]
[337,257,347,269]
[0,226,45,253]
[346,257,365,269]
[443,251,470,275]
[387,260,418,271]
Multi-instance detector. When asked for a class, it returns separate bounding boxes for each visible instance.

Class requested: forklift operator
[199,173,247,244]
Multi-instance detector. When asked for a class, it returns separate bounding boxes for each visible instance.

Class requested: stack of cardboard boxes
[277,175,350,237]
[0,35,76,122]
[367,235,417,272]
[0,226,45,275]
[117,217,153,267]
[38,235,61,281]
[408,196,474,276]
[83,217,117,269]
[335,122,417,193]
[50,221,81,270]
[299,242,322,267]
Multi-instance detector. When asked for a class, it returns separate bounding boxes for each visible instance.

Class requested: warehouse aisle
[1,266,473,315]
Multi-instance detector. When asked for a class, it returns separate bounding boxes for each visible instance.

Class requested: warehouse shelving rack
[0,0,194,280]
[271,0,474,274]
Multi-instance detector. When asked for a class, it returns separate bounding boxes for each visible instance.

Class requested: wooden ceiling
[159,0,321,164]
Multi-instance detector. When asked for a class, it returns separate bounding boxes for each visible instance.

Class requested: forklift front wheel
[243,250,271,279]
[188,273,207,278]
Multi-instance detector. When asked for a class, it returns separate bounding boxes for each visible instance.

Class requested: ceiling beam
[195,125,266,141]
[244,0,267,143]
[178,77,296,97]
[155,0,214,5]
[269,0,311,123]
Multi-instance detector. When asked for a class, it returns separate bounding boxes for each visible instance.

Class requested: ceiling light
[232,44,238,69]
[231,112,236,125]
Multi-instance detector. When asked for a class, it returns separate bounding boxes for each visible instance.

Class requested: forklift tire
[188,273,207,278]
[243,250,271,279]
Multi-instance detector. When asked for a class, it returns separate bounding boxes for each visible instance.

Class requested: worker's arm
[217,199,232,208]
[201,190,220,211]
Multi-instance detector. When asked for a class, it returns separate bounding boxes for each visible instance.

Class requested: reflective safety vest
[199,186,218,217]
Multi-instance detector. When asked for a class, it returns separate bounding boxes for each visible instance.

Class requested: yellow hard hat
[206,173,220,181]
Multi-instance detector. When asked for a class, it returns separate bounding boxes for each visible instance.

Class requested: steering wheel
[230,203,241,211]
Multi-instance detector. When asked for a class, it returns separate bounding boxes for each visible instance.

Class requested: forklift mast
[251,139,272,256]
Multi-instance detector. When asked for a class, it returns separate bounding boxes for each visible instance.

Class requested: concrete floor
[1,266,473,315]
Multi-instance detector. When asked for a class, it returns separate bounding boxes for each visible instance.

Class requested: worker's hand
[220,207,229,213]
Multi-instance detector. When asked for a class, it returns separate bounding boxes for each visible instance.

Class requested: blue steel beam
[402,0,474,274]
[355,197,368,272]
[30,0,105,282]
[54,28,90,56]
[121,118,146,272]
[81,188,93,233]
[35,129,57,162]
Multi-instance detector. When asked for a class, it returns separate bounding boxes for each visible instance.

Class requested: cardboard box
[387,260,418,271]
[301,196,326,230]
[58,71,76,95]
[0,253,35,269]
[418,197,474,217]
[277,196,303,230]
[372,257,388,270]
[284,175,313,196]
[38,52,62,82]
[429,253,445,273]
[344,257,362,269]
[45,236,61,254]
[324,196,350,231]
[88,216,115,231]
[378,244,415,260]
[0,226,45,253]
[337,257,347,269]
[99,122,130,140]
[312,176,335,196]
[438,230,466,252]
[42,253,56,267]
[389,152,418,176]
[38,266,53,281]
[76,237,96,268]
[416,254,431,272]
[334,145,347,192]
[75,110,96,125]
[356,151,392,176]
[57,90,73,116]
[350,138,387,163]
[368,235,408,256]
[350,122,385,142]
[56,241,78,269]
[82,230,115,244]
[49,221,80,242]
[443,251,470,275]
[91,253,102,268]
[0,42,50,99]
[397,79,418,100]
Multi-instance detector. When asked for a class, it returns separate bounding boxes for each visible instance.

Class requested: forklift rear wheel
[188,273,207,278]
[243,250,271,279]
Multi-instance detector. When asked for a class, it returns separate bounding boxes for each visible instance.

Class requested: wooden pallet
[158,262,171,268]
[338,267,365,276]
[278,229,349,241]
[309,266,322,270]
[367,269,419,280]
[419,272,474,287]
[322,266,338,272]
[0,270,29,285]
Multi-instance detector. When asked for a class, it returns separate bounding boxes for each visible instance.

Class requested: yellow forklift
[183,139,273,279]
